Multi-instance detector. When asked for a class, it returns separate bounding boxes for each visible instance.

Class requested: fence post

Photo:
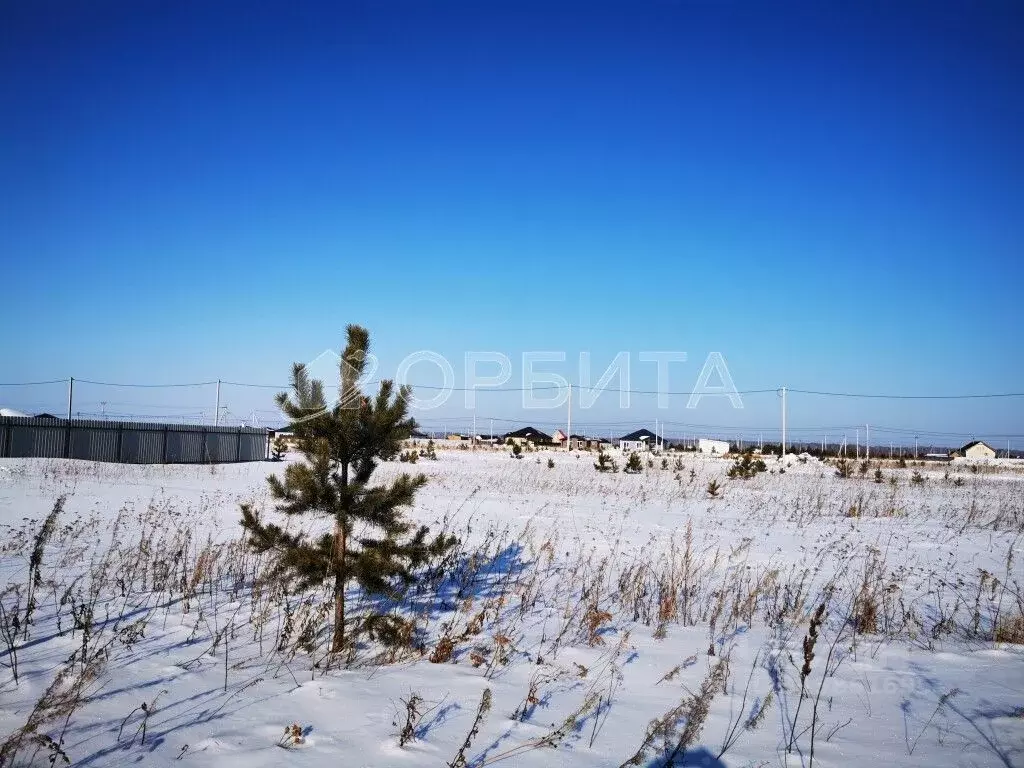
[64,377,74,459]
[236,427,242,462]
[162,426,169,463]
[116,422,124,462]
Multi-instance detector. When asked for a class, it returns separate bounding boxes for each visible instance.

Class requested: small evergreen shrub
[726,450,767,480]
[624,452,644,474]
[271,435,288,461]
[594,452,617,473]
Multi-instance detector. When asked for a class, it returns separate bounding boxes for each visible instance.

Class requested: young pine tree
[624,452,644,474]
[240,325,457,653]
[271,435,288,461]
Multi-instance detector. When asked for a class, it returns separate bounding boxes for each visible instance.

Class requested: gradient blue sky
[1,1,1022,442]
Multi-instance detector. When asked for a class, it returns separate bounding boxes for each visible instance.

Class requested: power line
[789,388,1024,400]
[74,378,217,388]
[0,379,69,386]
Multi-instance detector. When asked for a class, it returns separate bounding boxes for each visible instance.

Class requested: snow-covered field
[0,449,1022,767]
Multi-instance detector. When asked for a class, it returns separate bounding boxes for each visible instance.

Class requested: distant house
[619,428,659,453]
[697,438,731,456]
[268,427,299,447]
[951,440,996,460]
[551,429,568,445]
[504,427,552,446]
[562,434,607,451]
[567,434,600,451]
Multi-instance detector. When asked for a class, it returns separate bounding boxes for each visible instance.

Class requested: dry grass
[1,454,1022,764]
[993,613,1024,644]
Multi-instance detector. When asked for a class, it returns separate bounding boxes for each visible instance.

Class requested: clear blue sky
[1,1,1022,443]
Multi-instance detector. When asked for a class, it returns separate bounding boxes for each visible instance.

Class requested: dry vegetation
[0,453,1022,765]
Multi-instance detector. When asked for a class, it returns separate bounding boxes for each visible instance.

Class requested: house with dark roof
[504,426,552,445]
[619,428,659,453]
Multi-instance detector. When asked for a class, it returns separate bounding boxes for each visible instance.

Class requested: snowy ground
[0,448,1022,767]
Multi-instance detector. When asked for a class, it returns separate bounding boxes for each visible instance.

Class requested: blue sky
[1,1,1022,443]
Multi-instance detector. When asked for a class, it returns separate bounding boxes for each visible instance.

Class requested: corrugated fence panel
[166,429,202,463]
[0,417,267,464]
[70,425,118,462]
[239,432,266,461]
[8,420,65,458]
[208,431,236,462]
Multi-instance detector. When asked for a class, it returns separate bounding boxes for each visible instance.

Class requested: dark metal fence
[0,416,268,464]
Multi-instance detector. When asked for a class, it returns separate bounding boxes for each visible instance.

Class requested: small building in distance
[566,433,583,450]
[697,438,731,456]
[568,434,602,451]
[504,427,552,446]
[950,440,996,460]
[551,429,568,446]
[619,428,659,453]
[268,427,300,448]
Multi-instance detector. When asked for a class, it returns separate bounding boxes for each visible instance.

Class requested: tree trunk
[331,522,347,653]
[331,458,350,654]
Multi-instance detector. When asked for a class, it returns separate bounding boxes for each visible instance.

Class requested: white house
[952,440,996,460]
[619,428,658,453]
[697,438,730,456]
[551,429,568,445]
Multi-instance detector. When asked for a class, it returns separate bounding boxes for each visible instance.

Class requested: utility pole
[215,380,221,427]
[855,428,860,460]
[472,413,476,451]
[490,418,493,444]
[781,386,787,457]
[566,383,572,451]
[66,377,74,420]
[914,435,918,459]
[866,424,870,460]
